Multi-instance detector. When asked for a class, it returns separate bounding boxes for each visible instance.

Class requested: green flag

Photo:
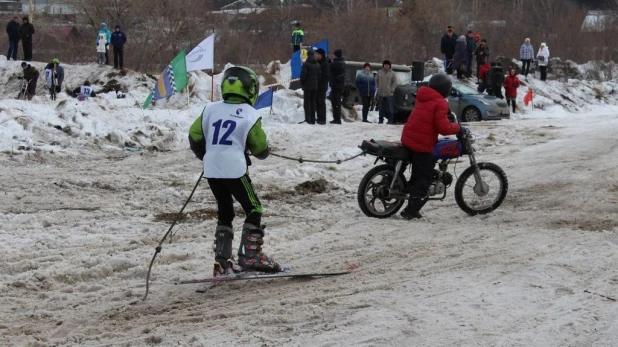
[142,91,153,110]
[150,50,189,102]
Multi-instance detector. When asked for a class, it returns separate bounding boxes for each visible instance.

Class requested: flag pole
[269,87,274,115]
[210,70,214,102]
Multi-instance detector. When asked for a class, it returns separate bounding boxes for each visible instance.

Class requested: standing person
[519,38,534,78]
[375,60,397,124]
[452,35,468,80]
[188,66,280,276]
[503,68,521,113]
[45,58,64,94]
[18,62,39,100]
[110,25,127,69]
[300,50,320,124]
[6,17,20,61]
[475,39,490,82]
[440,25,458,74]
[290,22,304,53]
[96,23,111,65]
[400,73,464,219]
[20,16,34,61]
[355,62,376,123]
[96,33,107,65]
[477,61,491,94]
[315,48,330,125]
[537,42,550,81]
[465,31,476,78]
[329,48,346,124]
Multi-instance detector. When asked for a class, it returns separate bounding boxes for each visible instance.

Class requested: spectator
[503,68,521,113]
[477,62,491,94]
[111,25,127,69]
[355,62,376,123]
[440,25,458,74]
[300,50,320,124]
[488,63,505,99]
[20,16,34,61]
[537,42,550,81]
[329,49,346,124]
[474,39,490,82]
[315,48,330,125]
[452,35,467,80]
[290,22,304,53]
[375,60,397,124]
[6,17,20,61]
[519,38,534,78]
[18,62,39,100]
[465,30,476,78]
[96,32,107,65]
[45,58,64,93]
[96,23,111,65]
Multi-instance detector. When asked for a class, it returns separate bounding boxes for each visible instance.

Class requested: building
[21,0,76,15]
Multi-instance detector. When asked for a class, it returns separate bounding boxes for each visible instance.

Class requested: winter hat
[473,33,481,41]
[467,30,473,34]
[382,60,391,67]
[540,42,547,48]
[334,49,343,58]
[22,16,28,21]
[363,62,371,69]
[21,62,27,67]
[115,24,121,29]
[316,48,325,56]
[52,58,59,64]
[101,22,107,27]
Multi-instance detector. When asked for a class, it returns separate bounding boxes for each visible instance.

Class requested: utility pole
[28,0,34,22]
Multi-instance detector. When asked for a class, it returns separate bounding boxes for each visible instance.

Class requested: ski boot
[237,223,281,273]
[213,225,234,277]
[400,196,428,220]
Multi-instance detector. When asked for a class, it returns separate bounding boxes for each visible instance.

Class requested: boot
[237,223,281,273]
[400,196,428,220]
[213,225,234,276]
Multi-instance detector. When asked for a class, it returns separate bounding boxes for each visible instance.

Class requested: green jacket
[291,28,304,46]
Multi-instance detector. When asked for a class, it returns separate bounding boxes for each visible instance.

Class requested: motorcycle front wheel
[454,162,508,215]
[357,164,407,218]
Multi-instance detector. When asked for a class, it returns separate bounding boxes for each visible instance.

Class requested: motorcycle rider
[400,73,467,219]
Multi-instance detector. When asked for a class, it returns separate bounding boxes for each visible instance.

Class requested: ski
[175,264,357,286]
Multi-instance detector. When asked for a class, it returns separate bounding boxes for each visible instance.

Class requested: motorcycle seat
[360,139,410,161]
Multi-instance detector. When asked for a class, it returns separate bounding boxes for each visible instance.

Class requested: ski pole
[143,170,203,301]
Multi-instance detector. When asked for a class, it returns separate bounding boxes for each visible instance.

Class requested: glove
[460,127,469,136]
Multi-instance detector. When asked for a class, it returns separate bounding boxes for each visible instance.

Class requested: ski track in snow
[1,58,618,346]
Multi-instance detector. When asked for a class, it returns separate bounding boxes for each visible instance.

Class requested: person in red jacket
[400,74,465,219]
[503,68,521,113]
[477,62,491,94]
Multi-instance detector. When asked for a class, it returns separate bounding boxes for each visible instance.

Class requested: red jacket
[401,87,461,153]
[503,74,521,98]
[479,63,491,84]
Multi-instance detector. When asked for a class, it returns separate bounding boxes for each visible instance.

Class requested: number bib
[201,102,261,178]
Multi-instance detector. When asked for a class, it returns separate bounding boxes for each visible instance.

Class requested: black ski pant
[207,175,262,228]
[507,98,516,113]
[361,96,371,121]
[539,66,547,81]
[331,88,343,123]
[521,59,531,77]
[316,88,327,123]
[22,40,32,61]
[406,152,435,212]
[114,47,124,68]
[303,89,317,124]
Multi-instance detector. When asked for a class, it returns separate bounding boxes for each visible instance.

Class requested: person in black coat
[110,25,127,69]
[440,26,457,74]
[465,31,476,78]
[20,16,34,61]
[6,17,20,61]
[329,48,346,124]
[315,48,330,125]
[300,50,321,124]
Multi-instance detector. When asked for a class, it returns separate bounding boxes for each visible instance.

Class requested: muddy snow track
[1,115,618,347]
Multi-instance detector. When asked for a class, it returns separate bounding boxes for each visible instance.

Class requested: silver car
[448,82,511,122]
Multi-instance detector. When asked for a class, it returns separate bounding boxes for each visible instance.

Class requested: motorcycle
[357,114,508,218]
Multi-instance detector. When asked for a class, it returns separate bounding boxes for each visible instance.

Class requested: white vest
[201,102,261,179]
[45,69,54,88]
[80,86,92,95]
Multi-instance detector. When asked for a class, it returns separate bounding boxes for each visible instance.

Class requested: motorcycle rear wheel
[357,164,407,218]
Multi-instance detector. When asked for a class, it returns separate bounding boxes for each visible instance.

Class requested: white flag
[186,34,214,72]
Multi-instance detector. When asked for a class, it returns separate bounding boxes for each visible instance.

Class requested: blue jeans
[378,96,394,124]
[466,53,473,78]
[7,40,18,60]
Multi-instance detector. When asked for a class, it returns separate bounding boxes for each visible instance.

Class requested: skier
[400,73,465,219]
[17,62,39,100]
[96,23,111,64]
[45,58,64,98]
[96,32,107,65]
[71,81,97,100]
[188,66,280,276]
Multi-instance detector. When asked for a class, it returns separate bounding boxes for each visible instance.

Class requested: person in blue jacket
[96,23,111,65]
[110,25,127,69]
[355,62,376,123]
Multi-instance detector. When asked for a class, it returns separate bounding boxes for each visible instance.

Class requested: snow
[1,57,618,347]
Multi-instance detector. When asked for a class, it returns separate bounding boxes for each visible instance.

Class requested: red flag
[523,89,533,106]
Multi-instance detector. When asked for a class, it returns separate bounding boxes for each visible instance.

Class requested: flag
[254,87,274,110]
[524,89,533,106]
[186,34,215,72]
[291,39,329,79]
[142,92,153,110]
[152,50,188,101]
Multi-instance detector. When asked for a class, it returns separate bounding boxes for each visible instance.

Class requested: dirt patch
[550,218,618,232]
[295,179,330,195]
[154,208,276,222]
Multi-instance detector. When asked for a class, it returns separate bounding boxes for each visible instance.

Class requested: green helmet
[221,66,260,106]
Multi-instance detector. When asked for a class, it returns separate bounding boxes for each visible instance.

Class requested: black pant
[445,54,454,74]
[22,40,32,61]
[490,85,504,99]
[476,61,482,80]
[539,66,547,81]
[408,152,435,199]
[507,98,516,112]
[8,40,18,60]
[331,89,343,123]
[303,89,317,124]
[521,59,531,76]
[361,96,371,121]
[114,47,124,68]
[316,88,327,123]
[207,175,262,227]
[293,45,300,53]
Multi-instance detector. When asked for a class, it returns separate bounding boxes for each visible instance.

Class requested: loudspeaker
[412,61,424,81]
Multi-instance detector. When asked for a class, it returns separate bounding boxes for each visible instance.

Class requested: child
[97,33,107,65]
[188,66,280,275]
[400,73,465,219]
[503,68,521,113]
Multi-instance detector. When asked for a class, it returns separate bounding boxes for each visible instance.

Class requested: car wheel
[462,107,481,122]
